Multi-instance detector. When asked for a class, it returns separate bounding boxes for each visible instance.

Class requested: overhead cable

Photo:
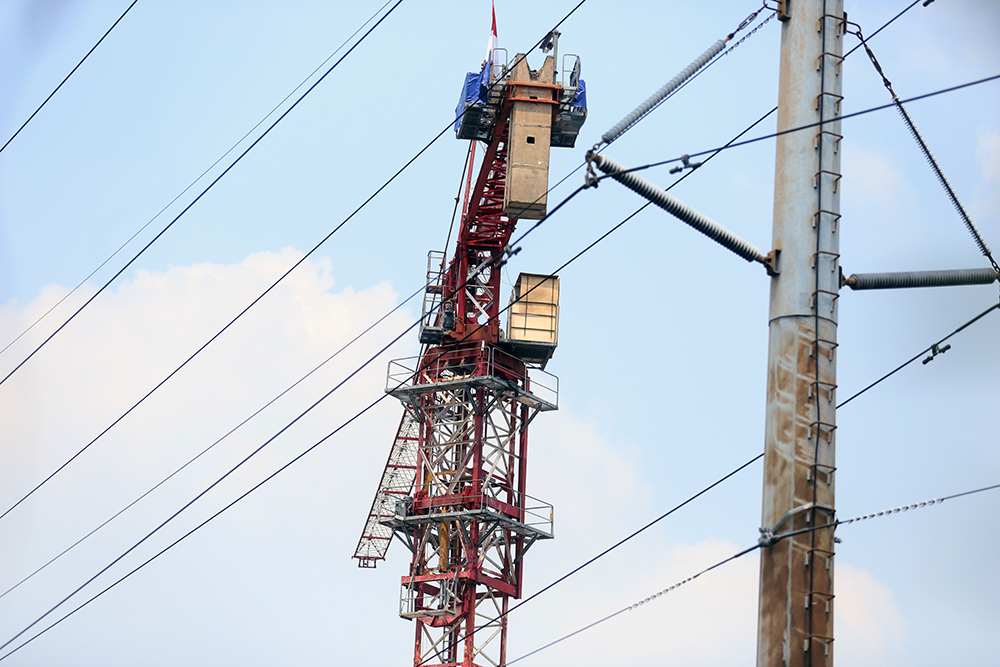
[0,176,595,661]
[0,4,599,651]
[0,0,589,526]
[837,302,999,408]
[507,543,761,665]
[0,281,424,601]
[0,0,405,392]
[508,482,1000,665]
[764,483,1000,545]
[0,1,139,155]
[0,0,399,359]
[416,452,763,666]
[0,0,411,523]
[604,74,1000,179]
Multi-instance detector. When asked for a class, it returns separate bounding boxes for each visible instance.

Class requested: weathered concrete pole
[757,1,844,666]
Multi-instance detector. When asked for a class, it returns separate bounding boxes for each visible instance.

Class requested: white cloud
[972,130,1000,225]
[842,141,914,221]
[835,562,908,666]
[0,249,416,666]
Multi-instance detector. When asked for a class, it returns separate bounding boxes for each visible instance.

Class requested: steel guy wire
[850,26,1000,282]
[843,0,921,59]
[541,0,775,200]
[0,0,399,360]
[0,1,139,155]
[632,0,920,175]
[0,0,407,525]
[507,481,1000,665]
[837,301,1000,409]
[0,281,425,602]
[0,0,405,392]
[0,0,588,527]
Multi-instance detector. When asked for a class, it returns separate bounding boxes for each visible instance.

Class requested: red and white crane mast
[353,28,586,667]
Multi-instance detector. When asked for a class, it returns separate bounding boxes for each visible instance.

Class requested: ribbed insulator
[594,154,764,264]
[600,39,726,146]
[847,268,998,290]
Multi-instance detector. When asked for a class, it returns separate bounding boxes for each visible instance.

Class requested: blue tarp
[574,79,587,109]
[454,62,490,131]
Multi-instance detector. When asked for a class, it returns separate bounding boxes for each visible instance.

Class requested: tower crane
[352,28,587,667]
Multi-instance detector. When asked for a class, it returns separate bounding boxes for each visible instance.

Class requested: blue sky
[0,1,998,665]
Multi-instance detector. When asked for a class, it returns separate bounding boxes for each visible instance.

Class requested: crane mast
[354,36,586,667]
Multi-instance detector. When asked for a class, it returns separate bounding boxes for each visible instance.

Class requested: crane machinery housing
[353,31,587,667]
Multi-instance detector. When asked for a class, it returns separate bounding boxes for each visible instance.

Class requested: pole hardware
[591,153,768,267]
[843,267,998,290]
[764,249,780,276]
[668,154,702,174]
[775,0,791,21]
[758,501,833,547]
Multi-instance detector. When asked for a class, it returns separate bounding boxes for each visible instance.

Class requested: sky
[0,1,997,665]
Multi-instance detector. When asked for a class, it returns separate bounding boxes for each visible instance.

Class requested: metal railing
[386,343,558,410]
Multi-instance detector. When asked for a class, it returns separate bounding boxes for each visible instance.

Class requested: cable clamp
[584,149,600,188]
[497,244,521,269]
[668,154,703,175]
[922,342,951,365]
[758,502,834,547]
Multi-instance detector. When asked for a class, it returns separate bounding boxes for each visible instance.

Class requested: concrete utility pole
[757,1,844,665]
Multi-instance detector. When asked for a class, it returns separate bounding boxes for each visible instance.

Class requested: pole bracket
[758,501,834,547]
[764,249,781,276]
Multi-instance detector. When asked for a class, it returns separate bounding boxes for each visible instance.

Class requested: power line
[0,0,589,526]
[0,1,139,155]
[0,0,405,391]
[0,0,407,523]
[0,0,398,359]
[507,481,1000,665]
[508,543,760,665]
[595,74,1000,181]
[0,280,424,602]
[1,0,944,655]
[415,452,764,666]
[0,4,601,652]
[837,302,1000,408]
[0,152,597,659]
